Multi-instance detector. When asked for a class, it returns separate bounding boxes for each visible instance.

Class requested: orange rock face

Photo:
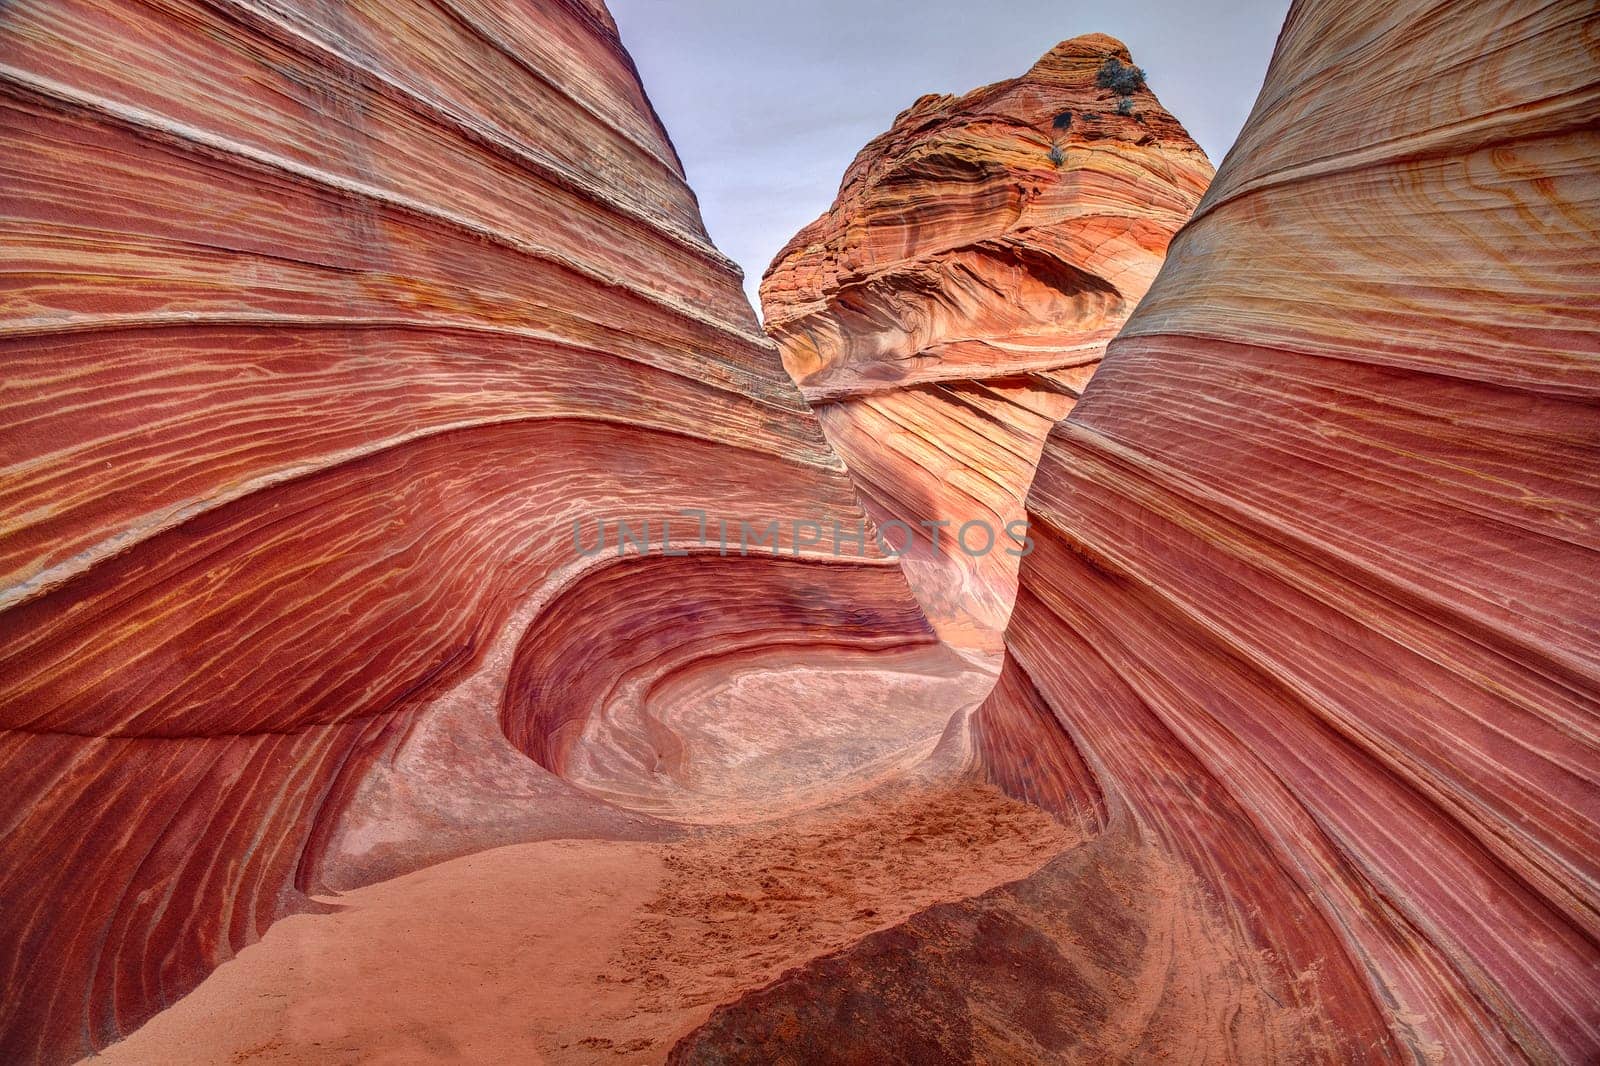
[761,36,1212,647]
[5,0,1597,1061]
[968,0,1600,1060]
[0,1,937,1060]
[672,1,1599,1061]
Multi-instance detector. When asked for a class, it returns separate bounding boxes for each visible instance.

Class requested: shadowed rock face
[670,823,1330,1065]
[761,35,1213,647]
[684,0,1600,1061]
[0,1,938,1060]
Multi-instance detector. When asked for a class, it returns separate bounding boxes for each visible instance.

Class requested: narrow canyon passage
[4,0,1595,1060]
[85,780,1071,1065]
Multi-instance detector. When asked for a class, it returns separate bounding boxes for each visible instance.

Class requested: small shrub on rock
[1096,57,1146,96]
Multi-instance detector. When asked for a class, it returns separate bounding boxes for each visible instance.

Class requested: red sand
[85,782,1070,1064]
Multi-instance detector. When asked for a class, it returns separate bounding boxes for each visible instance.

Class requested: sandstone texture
[761,36,1213,647]
[0,1,944,1060]
[690,0,1600,1061]
[4,0,1598,1062]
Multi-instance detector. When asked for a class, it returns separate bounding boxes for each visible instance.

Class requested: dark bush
[1116,96,1134,116]
[1096,57,1146,96]
[1052,110,1073,131]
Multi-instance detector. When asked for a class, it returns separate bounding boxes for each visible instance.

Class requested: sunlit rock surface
[761,35,1212,647]
[6,0,1597,1061]
[0,1,940,1060]
[686,0,1600,1061]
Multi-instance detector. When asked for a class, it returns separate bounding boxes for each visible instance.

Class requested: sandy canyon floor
[87,780,1070,1064]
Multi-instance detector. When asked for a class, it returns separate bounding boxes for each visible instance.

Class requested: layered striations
[0,1,937,1061]
[761,36,1212,647]
[684,0,1600,1061]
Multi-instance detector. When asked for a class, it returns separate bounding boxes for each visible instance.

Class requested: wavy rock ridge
[0,1,941,1060]
[685,0,1600,1061]
[762,35,1212,647]
[5,0,1597,1062]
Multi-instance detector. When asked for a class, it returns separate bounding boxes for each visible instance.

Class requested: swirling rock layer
[0,1,936,1061]
[679,0,1600,1062]
[761,36,1212,646]
[499,553,982,822]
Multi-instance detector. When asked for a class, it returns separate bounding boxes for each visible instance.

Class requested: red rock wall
[974,0,1600,1059]
[0,1,930,1060]
[501,552,935,802]
[762,36,1212,647]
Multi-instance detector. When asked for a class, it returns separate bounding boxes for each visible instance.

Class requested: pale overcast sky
[607,0,1292,311]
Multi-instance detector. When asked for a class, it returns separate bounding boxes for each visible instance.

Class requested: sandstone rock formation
[761,36,1212,647]
[6,0,1598,1061]
[0,1,944,1060]
[684,0,1600,1060]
